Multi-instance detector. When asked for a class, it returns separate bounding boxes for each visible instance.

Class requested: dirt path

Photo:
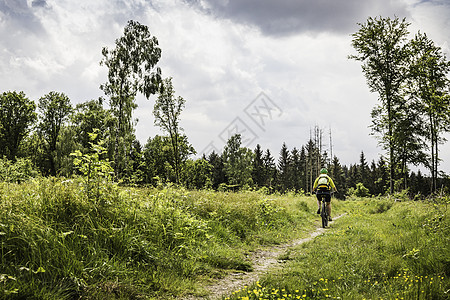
[183,214,346,300]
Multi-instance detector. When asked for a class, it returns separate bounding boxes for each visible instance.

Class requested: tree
[262,149,276,189]
[71,130,114,201]
[100,20,162,178]
[358,151,369,188]
[142,135,172,183]
[252,144,265,187]
[207,151,227,189]
[222,134,254,187]
[38,91,72,176]
[142,134,195,184]
[298,147,308,192]
[277,143,291,192]
[350,16,411,194]
[329,156,346,198]
[373,156,389,195]
[290,147,303,192]
[181,159,213,189]
[0,91,37,160]
[153,77,187,183]
[72,98,112,151]
[407,32,450,192]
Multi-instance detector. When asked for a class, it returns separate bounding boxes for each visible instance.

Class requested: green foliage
[37,91,73,176]
[71,97,112,151]
[0,91,37,160]
[70,130,114,202]
[153,77,188,183]
[100,20,162,179]
[407,32,450,192]
[181,158,213,189]
[348,182,371,198]
[350,16,411,194]
[0,157,39,183]
[223,134,255,187]
[142,134,195,184]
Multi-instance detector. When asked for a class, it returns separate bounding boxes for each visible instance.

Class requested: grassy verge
[227,197,450,299]
[0,178,333,299]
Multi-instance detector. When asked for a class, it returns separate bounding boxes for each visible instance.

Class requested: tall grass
[228,197,450,299]
[0,178,326,299]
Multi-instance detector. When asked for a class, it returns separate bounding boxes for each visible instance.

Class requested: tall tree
[262,149,276,189]
[38,91,72,176]
[290,147,304,192]
[100,20,162,178]
[0,91,37,160]
[358,151,369,188]
[207,151,227,189]
[222,134,254,187]
[329,156,346,198]
[298,146,308,192]
[407,32,450,192]
[252,144,265,187]
[277,142,291,192]
[350,16,410,194]
[153,77,187,183]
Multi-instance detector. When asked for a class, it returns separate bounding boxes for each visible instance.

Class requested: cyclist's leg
[315,193,321,214]
[325,193,332,220]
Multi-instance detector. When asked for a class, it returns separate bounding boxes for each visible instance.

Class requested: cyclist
[312,168,338,221]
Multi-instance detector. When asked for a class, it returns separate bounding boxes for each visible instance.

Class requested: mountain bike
[316,191,332,228]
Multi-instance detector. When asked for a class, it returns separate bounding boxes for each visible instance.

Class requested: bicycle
[315,190,332,228]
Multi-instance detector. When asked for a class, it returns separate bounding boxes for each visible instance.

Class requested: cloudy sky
[1,0,450,173]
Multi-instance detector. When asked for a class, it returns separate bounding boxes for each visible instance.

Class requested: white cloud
[0,0,449,172]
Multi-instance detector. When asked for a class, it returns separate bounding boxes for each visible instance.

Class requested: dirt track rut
[182,214,346,300]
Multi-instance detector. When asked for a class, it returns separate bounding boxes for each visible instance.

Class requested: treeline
[199,133,445,197]
[0,89,444,198]
[1,17,449,197]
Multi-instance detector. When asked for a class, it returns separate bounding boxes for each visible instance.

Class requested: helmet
[320,168,328,174]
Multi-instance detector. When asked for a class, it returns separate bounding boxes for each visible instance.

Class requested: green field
[0,178,448,299]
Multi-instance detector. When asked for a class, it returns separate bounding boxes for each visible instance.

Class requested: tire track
[182,213,346,299]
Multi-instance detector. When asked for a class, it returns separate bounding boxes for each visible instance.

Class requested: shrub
[348,182,371,198]
[0,157,39,183]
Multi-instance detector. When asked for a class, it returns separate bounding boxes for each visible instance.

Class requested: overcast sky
[1,0,449,173]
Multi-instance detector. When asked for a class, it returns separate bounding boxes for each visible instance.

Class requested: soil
[181,214,346,300]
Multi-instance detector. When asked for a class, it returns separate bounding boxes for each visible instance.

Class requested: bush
[0,157,39,183]
[348,182,371,198]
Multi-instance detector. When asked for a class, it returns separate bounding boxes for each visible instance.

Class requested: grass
[0,178,328,299]
[2,177,447,299]
[227,196,450,299]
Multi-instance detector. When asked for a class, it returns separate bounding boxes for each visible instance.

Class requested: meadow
[0,177,324,299]
[0,177,448,299]
[228,196,450,300]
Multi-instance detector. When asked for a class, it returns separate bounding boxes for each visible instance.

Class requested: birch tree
[350,16,410,194]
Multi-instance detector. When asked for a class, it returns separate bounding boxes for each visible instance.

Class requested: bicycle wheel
[321,201,328,228]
